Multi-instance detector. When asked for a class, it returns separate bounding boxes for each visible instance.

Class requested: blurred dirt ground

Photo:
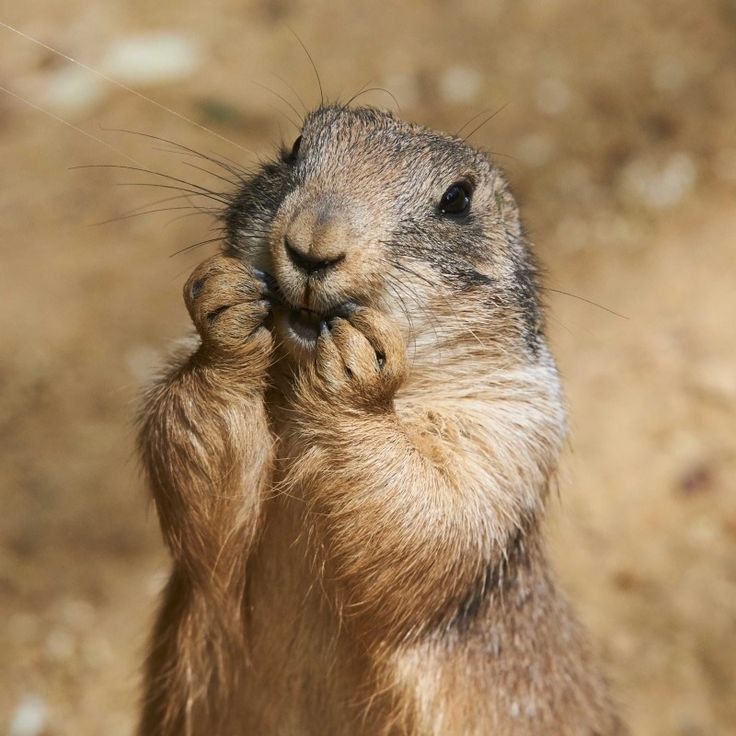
[1,1,735,734]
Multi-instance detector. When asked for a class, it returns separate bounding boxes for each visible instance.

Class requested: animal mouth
[265,275,355,353]
[288,306,326,340]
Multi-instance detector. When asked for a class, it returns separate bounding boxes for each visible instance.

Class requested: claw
[253,270,281,303]
[190,277,206,299]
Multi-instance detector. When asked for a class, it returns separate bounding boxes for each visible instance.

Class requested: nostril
[284,237,345,276]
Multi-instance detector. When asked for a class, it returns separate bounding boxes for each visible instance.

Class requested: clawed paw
[310,307,407,407]
[184,254,274,359]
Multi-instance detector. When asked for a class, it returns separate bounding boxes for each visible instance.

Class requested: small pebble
[619,152,697,209]
[9,695,47,736]
[438,66,483,105]
[101,33,201,86]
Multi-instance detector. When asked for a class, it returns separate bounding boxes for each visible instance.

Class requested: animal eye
[439,181,473,215]
[285,135,302,163]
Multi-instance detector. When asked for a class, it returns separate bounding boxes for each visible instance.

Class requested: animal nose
[284,236,346,276]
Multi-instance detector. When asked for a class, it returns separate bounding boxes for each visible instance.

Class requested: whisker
[114,193,200,215]
[288,28,324,106]
[0,83,141,164]
[540,287,628,319]
[70,163,230,202]
[462,103,509,142]
[268,72,308,115]
[455,108,492,137]
[170,237,225,257]
[115,181,231,205]
[251,80,304,127]
[100,127,253,177]
[345,86,401,113]
[92,204,217,227]
[151,145,255,186]
[179,160,239,187]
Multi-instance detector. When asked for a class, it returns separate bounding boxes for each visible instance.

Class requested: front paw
[184,254,273,365]
[306,307,407,409]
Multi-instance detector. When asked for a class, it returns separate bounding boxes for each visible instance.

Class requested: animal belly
[235,494,372,735]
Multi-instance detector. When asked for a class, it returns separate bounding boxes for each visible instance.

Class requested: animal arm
[287,394,558,641]
[137,348,273,735]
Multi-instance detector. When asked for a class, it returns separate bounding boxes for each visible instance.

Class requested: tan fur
[136,106,624,734]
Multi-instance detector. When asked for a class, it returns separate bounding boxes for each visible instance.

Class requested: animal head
[225,105,545,374]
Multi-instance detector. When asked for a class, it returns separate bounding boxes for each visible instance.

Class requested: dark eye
[439,181,473,215]
[284,135,302,163]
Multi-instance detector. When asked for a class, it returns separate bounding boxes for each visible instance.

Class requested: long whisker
[0,20,254,154]
[115,181,231,205]
[288,28,324,106]
[462,103,509,142]
[455,108,492,137]
[179,160,239,187]
[170,236,225,257]
[251,80,304,127]
[0,83,142,164]
[540,287,628,319]
[73,163,230,203]
[345,86,401,112]
[384,264,445,350]
[99,127,253,177]
[268,72,309,115]
[93,204,218,227]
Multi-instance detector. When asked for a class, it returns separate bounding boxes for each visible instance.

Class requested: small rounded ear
[492,179,523,237]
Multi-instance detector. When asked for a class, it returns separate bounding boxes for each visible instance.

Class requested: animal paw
[309,307,407,409]
[184,254,273,362]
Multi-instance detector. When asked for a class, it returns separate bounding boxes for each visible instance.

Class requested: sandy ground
[1,1,735,733]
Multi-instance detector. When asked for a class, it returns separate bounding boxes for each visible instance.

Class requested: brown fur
[136,106,624,734]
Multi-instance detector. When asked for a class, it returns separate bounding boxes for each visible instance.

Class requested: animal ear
[493,183,522,233]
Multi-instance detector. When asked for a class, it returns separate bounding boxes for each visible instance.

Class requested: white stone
[101,33,201,86]
[9,695,47,736]
[438,66,483,105]
[41,65,106,115]
[620,152,697,209]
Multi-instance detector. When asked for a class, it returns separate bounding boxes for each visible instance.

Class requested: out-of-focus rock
[40,66,106,116]
[438,65,483,105]
[9,695,47,736]
[100,33,201,86]
[36,32,201,116]
[619,152,697,209]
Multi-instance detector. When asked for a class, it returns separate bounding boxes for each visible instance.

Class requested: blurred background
[1,1,735,733]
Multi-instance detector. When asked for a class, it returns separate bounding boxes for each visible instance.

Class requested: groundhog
[136,104,624,735]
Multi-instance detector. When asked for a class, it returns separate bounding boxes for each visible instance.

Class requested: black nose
[284,237,345,276]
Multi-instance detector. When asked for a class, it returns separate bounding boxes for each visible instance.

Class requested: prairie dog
[137,105,623,734]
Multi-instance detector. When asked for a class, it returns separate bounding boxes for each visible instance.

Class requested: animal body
[137,105,623,735]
